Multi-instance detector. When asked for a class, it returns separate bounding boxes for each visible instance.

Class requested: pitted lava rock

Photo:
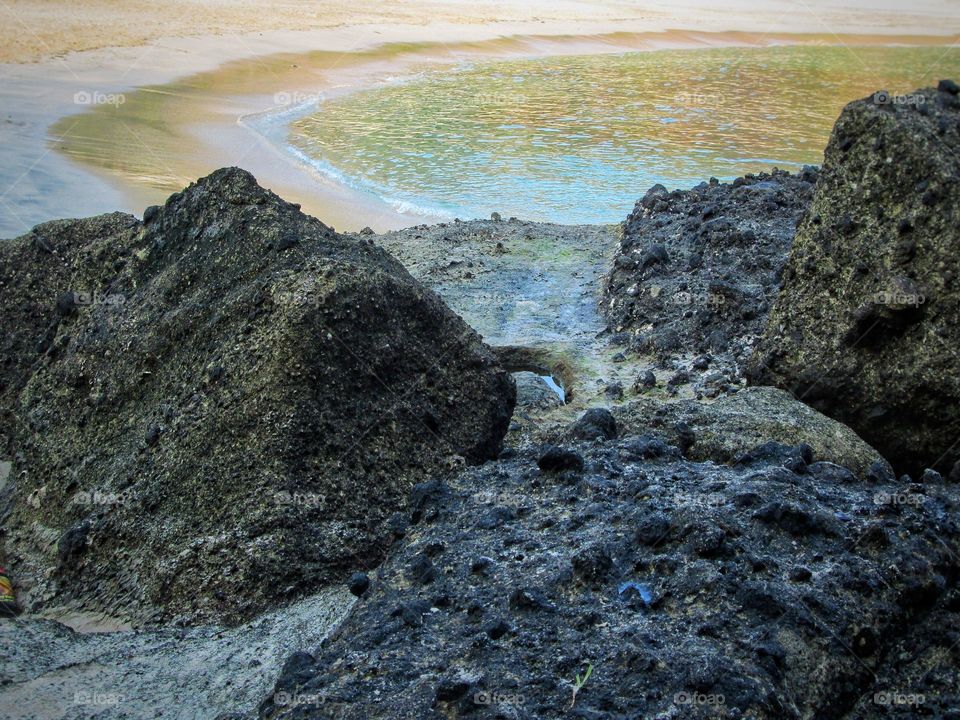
[751,84,960,476]
[0,168,515,625]
[602,168,817,369]
[260,440,960,719]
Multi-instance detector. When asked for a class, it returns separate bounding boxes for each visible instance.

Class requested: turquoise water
[289,45,960,223]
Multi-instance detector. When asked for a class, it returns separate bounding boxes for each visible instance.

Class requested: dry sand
[3,0,959,64]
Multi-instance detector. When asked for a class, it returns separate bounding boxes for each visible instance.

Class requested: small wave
[239,97,325,132]
[239,99,461,222]
[387,198,456,220]
[284,146,457,222]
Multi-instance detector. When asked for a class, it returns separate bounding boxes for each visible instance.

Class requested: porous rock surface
[602,167,817,366]
[0,168,515,625]
[751,83,960,476]
[259,437,960,720]
[612,386,890,479]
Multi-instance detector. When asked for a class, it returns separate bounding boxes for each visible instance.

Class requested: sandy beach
[4,0,960,64]
[1,1,959,237]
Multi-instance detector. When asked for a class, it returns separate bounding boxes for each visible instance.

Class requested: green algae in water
[289,45,960,223]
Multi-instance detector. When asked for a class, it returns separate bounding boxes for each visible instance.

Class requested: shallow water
[289,45,960,223]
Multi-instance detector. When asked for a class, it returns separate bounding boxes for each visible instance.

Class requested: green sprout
[570,662,593,708]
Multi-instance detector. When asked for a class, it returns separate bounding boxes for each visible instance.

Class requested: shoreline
[232,31,960,230]
[2,13,960,236]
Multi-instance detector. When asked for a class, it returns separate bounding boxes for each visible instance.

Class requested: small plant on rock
[569,662,593,709]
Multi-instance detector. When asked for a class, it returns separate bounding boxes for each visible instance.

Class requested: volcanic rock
[0,168,515,625]
[602,168,817,364]
[612,387,890,478]
[750,84,960,475]
[260,439,960,719]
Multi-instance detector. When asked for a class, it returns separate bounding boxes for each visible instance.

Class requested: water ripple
[289,46,960,223]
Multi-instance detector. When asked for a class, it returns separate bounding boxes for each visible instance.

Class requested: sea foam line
[237,89,460,223]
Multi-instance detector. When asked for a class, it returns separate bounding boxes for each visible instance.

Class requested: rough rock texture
[0,168,515,625]
[750,84,960,476]
[259,438,960,720]
[612,387,890,479]
[0,212,141,455]
[2,588,353,720]
[512,372,563,412]
[602,168,817,366]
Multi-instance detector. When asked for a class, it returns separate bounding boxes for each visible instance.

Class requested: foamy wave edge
[238,101,459,223]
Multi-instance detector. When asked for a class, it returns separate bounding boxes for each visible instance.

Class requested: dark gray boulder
[0,168,515,625]
[260,440,960,719]
[750,84,960,476]
[602,169,816,364]
[569,407,618,442]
